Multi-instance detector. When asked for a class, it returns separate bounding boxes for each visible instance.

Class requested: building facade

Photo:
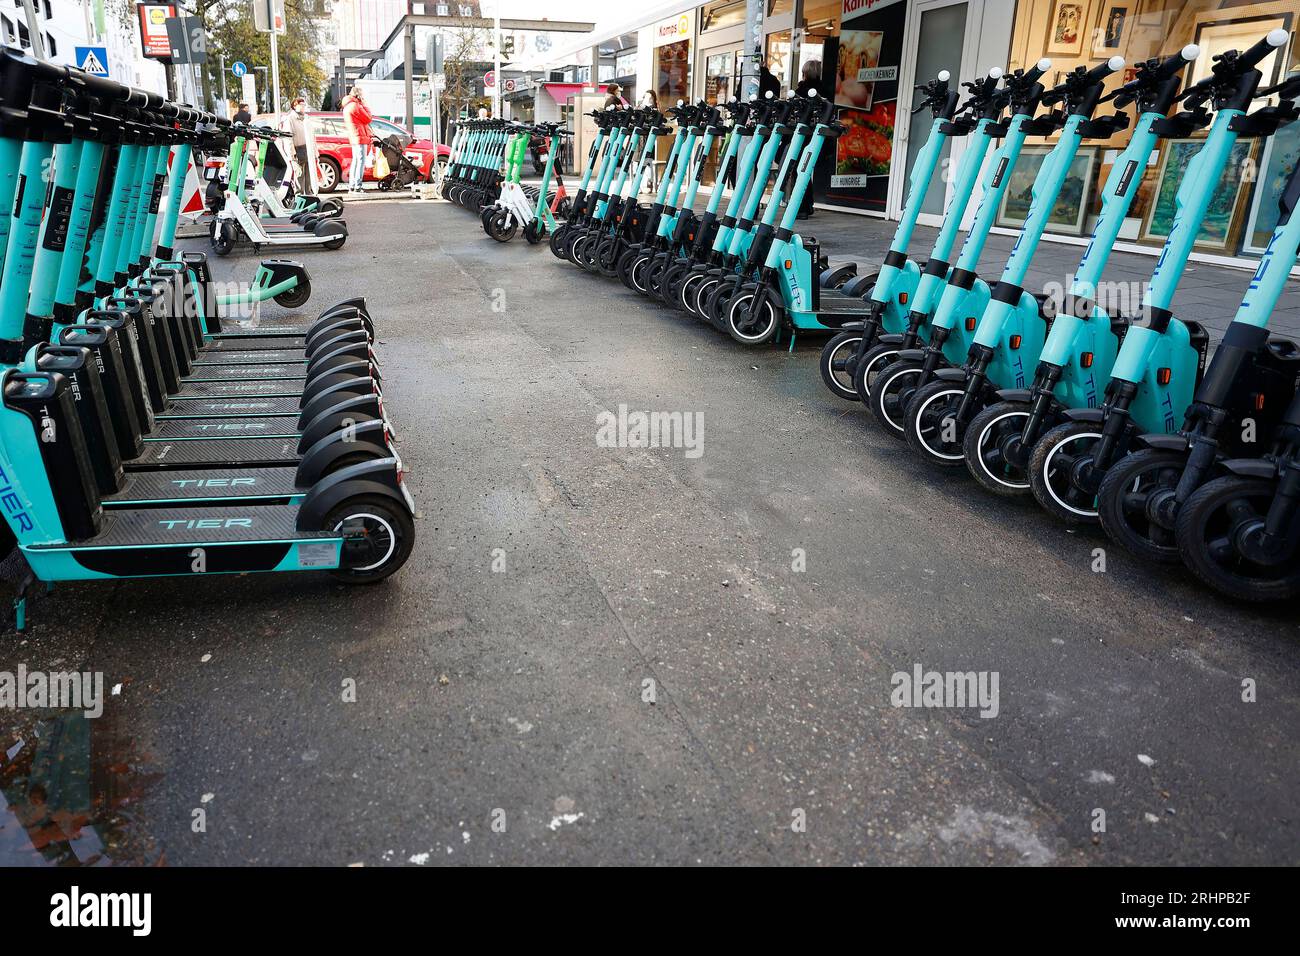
[520,0,1299,273]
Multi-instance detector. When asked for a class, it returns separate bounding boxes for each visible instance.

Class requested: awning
[542,82,590,103]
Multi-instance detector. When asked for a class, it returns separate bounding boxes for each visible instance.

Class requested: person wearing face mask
[287,97,313,196]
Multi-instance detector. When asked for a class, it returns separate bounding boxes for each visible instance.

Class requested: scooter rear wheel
[964,401,1033,495]
[819,332,862,401]
[326,494,416,585]
[1176,476,1300,602]
[1029,421,1106,524]
[903,379,969,467]
[1096,448,1187,563]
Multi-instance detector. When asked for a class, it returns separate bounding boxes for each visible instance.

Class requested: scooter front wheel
[595,237,622,276]
[852,343,901,405]
[213,220,237,257]
[1029,421,1105,524]
[274,277,312,310]
[679,272,706,314]
[326,494,416,585]
[523,219,544,245]
[869,360,925,438]
[904,380,969,467]
[819,332,862,401]
[727,288,782,346]
[550,224,572,259]
[1096,448,1187,564]
[1176,476,1300,602]
[964,401,1033,495]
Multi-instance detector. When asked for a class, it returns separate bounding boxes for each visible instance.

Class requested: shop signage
[136,3,176,60]
[653,10,695,48]
[830,0,907,210]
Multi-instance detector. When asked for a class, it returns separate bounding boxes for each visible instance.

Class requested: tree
[438,16,494,133]
[202,0,326,111]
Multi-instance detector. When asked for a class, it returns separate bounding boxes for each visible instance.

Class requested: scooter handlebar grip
[1083,56,1125,86]
[1239,29,1289,70]
[1023,58,1053,86]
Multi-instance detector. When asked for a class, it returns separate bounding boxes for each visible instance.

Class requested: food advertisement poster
[830,0,907,210]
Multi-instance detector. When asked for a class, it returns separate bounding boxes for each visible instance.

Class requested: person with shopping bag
[341,85,374,194]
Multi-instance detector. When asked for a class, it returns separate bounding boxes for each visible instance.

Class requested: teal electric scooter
[1029,30,1293,524]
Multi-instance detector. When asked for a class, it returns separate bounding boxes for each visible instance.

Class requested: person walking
[286,97,313,197]
[341,85,373,194]
[233,102,252,124]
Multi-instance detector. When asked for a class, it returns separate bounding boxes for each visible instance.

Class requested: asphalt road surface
[1,198,1296,866]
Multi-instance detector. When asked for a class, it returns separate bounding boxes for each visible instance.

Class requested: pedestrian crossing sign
[75,46,110,77]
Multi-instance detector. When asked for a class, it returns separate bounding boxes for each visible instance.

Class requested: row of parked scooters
[532,33,1299,602]
[439,118,572,245]
[0,47,416,627]
[809,31,1300,603]
[205,120,349,257]
[548,92,887,346]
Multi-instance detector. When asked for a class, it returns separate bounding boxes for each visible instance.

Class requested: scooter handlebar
[1239,28,1289,70]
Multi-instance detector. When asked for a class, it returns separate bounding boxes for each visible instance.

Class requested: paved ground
[0,198,1296,867]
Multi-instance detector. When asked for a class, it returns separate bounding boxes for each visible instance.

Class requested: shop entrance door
[889,0,983,225]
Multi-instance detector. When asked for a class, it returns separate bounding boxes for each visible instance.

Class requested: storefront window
[656,39,692,102]
[1008,0,1299,259]
[701,0,746,32]
[705,51,736,104]
[766,31,794,89]
[798,0,842,93]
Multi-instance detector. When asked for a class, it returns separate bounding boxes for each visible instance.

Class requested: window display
[1007,0,1299,260]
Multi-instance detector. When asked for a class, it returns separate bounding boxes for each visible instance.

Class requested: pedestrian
[639,89,658,111]
[477,105,490,119]
[233,102,252,124]
[341,85,373,194]
[759,66,781,100]
[603,83,628,109]
[795,59,821,98]
[286,96,313,197]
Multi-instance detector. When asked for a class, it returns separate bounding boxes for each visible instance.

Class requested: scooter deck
[36,504,321,548]
[169,379,307,399]
[105,467,303,507]
[149,417,300,441]
[816,288,879,316]
[202,335,309,351]
[130,437,302,470]
[160,395,303,417]
[191,349,306,365]
[182,363,307,383]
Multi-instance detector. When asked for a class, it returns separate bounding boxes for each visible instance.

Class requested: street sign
[252,0,287,35]
[503,77,517,93]
[483,70,496,89]
[74,46,109,77]
[165,16,207,64]
[425,34,443,75]
[231,60,248,77]
[136,3,177,60]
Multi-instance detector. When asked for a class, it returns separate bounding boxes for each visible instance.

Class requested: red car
[308,112,450,192]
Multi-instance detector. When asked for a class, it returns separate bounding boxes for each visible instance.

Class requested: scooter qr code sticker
[298,543,337,568]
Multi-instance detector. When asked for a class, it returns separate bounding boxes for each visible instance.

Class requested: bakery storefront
[1004,0,1299,266]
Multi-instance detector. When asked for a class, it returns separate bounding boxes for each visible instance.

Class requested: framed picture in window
[1142,138,1254,250]
[1242,109,1300,255]
[1046,0,1091,58]
[1091,4,1131,59]
[997,146,1097,235]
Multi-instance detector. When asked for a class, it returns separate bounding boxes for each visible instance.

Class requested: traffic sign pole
[268,0,282,115]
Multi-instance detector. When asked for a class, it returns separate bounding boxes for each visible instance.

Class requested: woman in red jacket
[341,85,374,193]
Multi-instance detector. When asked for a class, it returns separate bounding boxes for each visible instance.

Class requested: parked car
[307,112,450,192]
